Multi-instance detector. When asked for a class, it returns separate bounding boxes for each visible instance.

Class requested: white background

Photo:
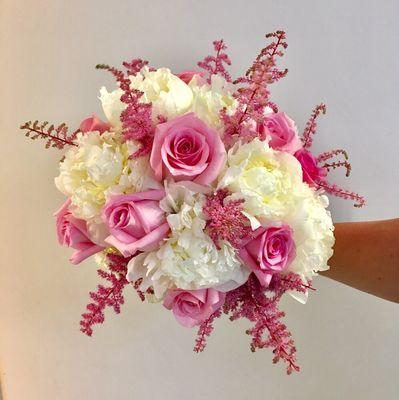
[1,1,398,399]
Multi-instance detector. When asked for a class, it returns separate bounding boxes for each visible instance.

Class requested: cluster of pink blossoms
[21,31,364,374]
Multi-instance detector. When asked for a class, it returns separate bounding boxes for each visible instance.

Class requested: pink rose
[177,70,205,84]
[258,112,301,154]
[102,190,170,257]
[79,114,110,134]
[163,288,225,328]
[294,148,327,187]
[239,225,296,286]
[55,199,104,264]
[150,113,226,185]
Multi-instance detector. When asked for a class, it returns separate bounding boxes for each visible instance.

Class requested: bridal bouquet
[20,31,364,373]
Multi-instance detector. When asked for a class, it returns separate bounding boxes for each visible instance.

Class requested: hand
[322,219,399,303]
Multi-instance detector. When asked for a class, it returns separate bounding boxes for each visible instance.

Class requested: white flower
[189,74,237,129]
[127,252,172,300]
[127,181,250,297]
[99,87,125,129]
[55,132,155,222]
[286,187,335,282]
[130,67,193,122]
[99,69,236,132]
[218,138,303,223]
[218,138,334,301]
[93,251,109,269]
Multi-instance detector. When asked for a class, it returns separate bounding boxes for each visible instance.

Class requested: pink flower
[294,148,327,187]
[239,225,296,286]
[79,114,110,134]
[258,112,301,154]
[102,190,170,257]
[163,288,226,328]
[177,70,205,84]
[55,199,104,264]
[150,113,226,185]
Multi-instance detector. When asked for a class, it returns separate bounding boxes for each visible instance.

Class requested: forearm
[322,219,399,303]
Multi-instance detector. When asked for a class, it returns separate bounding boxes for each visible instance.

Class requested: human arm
[322,219,399,303]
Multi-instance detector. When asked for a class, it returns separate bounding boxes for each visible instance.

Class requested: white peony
[126,181,250,298]
[130,67,193,122]
[55,132,156,222]
[189,74,237,129]
[218,138,334,302]
[218,138,304,224]
[99,69,236,134]
[287,187,335,281]
[99,87,125,129]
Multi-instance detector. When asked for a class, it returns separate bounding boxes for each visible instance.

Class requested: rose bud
[294,148,327,187]
[239,225,296,286]
[55,199,104,264]
[163,288,225,328]
[150,112,226,185]
[102,190,170,257]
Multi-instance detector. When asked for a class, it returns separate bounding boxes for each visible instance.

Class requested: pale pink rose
[294,148,327,187]
[239,225,296,286]
[102,190,170,257]
[79,114,110,134]
[258,112,301,154]
[54,199,104,264]
[150,113,226,185]
[163,288,226,328]
[177,70,205,84]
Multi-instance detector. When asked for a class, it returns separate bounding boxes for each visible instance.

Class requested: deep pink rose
[79,114,110,134]
[239,225,296,286]
[163,288,225,328]
[177,70,205,84]
[258,112,301,154]
[102,190,170,257]
[294,148,327,187]
[150,113,226,185]
[55,199,104,265]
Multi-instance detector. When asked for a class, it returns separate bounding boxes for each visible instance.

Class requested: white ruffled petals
[55,132,155,222]
[127,182,250,297]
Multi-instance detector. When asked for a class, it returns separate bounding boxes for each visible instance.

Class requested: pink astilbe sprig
[194,308,223,353]
[198,39,232,83]
[316,148,348,163]
[316,181,366,207]
[222,273,310,374]
[322,160,351,177]
[122,58,149,76]
[96,60,154,157]
[203,189,253,249]
[80,253,130,336]
[300,104,366,207]
[20,120,79,149]
[301,103,326,149]
[221,30,288,146]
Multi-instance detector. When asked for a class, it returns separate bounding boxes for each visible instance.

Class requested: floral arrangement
[20,31,364,374]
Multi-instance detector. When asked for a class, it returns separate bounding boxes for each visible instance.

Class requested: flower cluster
[21,31,364,374]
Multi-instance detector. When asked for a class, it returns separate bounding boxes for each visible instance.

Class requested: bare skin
[322,219,399,303]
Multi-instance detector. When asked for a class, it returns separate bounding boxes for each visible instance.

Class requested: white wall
[1,1,398,399]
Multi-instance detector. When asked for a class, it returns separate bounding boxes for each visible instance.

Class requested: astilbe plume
[80,253,130,336]
[96,59,154,157]
[222,274,310,374]
[20,120,79,149]
[198,39,232,83]
[193,308,223,353]
[203,189,253,249]
[221,30,288,146]
[301,104,366,207]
